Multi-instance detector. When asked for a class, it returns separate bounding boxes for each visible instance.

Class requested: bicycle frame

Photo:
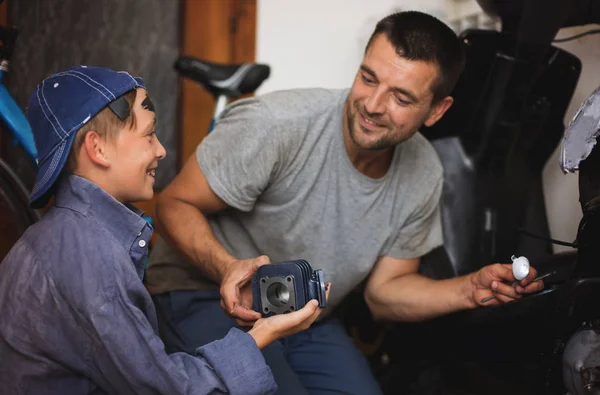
[0,25,37,164]
[208,94,229,133]
[0,63,37,163]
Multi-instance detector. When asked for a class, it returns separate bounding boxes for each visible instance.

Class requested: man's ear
[82,131,111,168]
[424,96,454,127]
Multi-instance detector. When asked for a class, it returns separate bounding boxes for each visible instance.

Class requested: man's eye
[395,97,410,106]
[361,74,375,84]
[147,131,156,138]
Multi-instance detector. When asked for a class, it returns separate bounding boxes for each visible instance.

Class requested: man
[146,11,544,394]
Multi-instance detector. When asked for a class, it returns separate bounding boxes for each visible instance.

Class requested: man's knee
[153,291,309,394]
[286,319,383,395]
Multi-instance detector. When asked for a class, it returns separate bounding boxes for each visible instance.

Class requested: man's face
[107,88,166,203]
[346,34,449,151]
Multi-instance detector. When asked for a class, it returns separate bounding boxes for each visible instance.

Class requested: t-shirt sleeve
[385,175,444,259]
[196,99,283,212]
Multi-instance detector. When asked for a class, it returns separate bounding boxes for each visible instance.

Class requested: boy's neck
[70,170,127,205]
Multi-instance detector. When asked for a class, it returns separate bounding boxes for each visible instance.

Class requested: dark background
[5,0,180,188]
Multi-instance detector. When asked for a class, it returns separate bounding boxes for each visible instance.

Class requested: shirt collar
[54,175,153,278]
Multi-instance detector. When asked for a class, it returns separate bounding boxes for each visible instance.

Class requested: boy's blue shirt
[0,175,276,395]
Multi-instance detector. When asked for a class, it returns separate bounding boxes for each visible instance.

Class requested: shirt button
[138,232,142,237]
[138,240,147,248]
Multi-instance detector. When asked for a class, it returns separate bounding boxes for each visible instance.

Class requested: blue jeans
[152,290,383,395]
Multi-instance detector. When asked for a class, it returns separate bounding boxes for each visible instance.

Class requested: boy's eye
[147,131,156,138]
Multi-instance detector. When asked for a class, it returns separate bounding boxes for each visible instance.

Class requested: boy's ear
[82,131,111,168]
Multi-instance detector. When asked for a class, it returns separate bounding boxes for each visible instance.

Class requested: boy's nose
[156,139,167,160]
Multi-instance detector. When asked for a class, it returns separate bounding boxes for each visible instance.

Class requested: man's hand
[219,255,270,325]
[248,284,331,349]
[473,263,545,306]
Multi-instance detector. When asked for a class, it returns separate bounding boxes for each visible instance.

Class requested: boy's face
[106,88,166,203]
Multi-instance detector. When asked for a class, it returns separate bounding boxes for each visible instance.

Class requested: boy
[0,66,325,394]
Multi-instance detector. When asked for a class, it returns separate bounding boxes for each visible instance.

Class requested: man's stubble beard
[346,99,414,151]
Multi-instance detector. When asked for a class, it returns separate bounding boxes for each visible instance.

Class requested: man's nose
[364,87,387,115]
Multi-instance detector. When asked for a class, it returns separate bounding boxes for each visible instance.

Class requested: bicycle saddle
[174,56,270,98]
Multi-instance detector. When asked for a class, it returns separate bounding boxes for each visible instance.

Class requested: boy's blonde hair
[66,89,137,172]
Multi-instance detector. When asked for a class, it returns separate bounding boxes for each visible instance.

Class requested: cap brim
[29,132,76,209]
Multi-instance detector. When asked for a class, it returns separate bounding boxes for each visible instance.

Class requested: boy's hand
[248,284,331,349]
[219,256,270,324]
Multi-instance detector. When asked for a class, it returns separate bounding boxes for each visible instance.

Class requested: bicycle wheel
[0,158,39,261]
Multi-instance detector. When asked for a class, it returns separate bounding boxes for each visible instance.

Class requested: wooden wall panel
[231,0,258,62]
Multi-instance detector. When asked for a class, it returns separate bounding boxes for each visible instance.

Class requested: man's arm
[155,154,269,323]
[364,255,544,322]
[155,155,233,283]
[364,256,474,322]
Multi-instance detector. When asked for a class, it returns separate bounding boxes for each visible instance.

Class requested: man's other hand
[219,255,270,325]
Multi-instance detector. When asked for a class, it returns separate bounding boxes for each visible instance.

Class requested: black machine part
[563,323,600,395]
[259,275,298,315]
[419,28,581,278]
[561,87,600,175]
[253,260,327,317]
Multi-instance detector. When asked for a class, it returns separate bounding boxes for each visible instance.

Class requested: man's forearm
[155,196,234,283]
[365,273,477,322]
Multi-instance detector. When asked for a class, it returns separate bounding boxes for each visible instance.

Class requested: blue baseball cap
[27,65,145,208]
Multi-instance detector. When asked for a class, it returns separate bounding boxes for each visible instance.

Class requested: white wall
[256,0,446,94]
[257,0,600,254]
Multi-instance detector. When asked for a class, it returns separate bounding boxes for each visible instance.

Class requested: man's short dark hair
[366,11,466,103]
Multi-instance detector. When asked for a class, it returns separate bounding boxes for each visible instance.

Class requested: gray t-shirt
[146,88,444,312]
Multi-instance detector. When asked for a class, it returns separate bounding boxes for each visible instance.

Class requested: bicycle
[0,26,41,261]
